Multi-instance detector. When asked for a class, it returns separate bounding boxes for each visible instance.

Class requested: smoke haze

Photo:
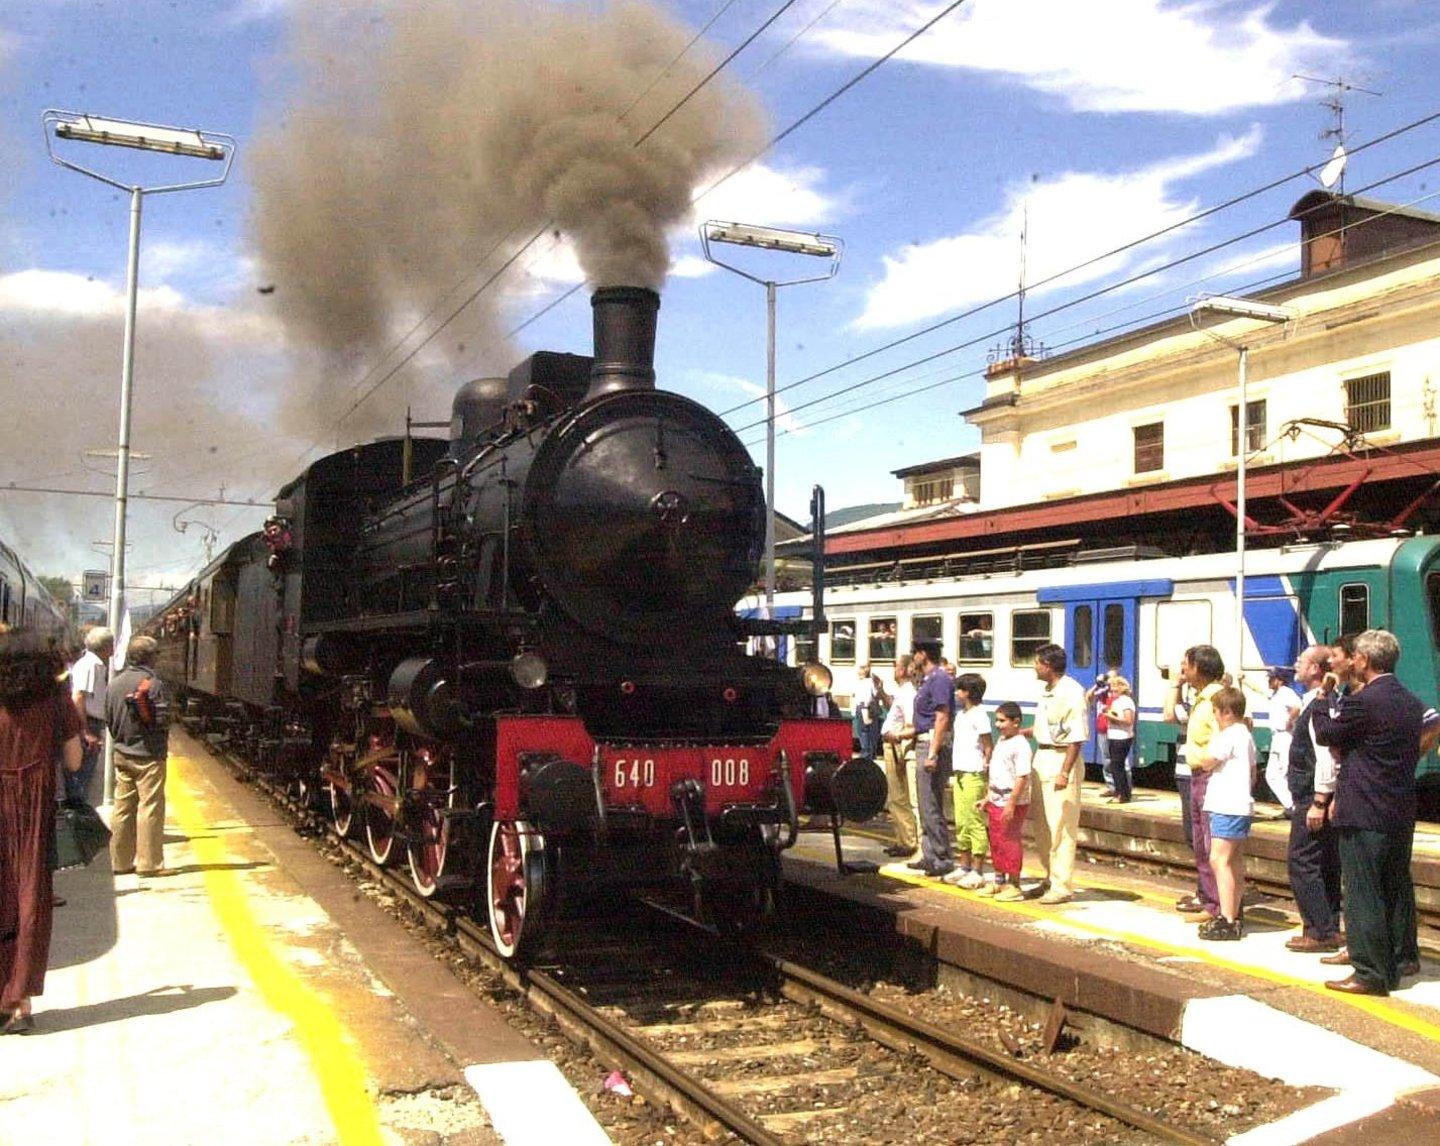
[249,0,767,431]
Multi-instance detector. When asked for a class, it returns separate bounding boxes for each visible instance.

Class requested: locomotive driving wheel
[365,765,400,866]
[328,776,356,837]
[486,819,551,959]
[405,749,456,899]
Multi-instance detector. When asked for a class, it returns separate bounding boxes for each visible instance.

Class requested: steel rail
[765,955,1217,1146]
[207,735,1215,1146]
[207,741,783,1146]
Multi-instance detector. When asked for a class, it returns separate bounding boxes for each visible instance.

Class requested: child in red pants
[976,701,1031,902]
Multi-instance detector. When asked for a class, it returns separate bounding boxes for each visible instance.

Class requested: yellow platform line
[871,862,1440,1043]
[168,751,385,1146]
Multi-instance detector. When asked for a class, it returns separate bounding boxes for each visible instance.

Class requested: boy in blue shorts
[1194,686,1255,941]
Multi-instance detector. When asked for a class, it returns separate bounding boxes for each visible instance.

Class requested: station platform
[784,787,1440,1146]
[0,730,606,1146]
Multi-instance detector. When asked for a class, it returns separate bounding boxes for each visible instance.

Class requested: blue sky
[2,1,1439,598]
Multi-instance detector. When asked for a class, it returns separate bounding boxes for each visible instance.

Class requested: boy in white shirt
[976,702,1030,902]
[945,673,993,888]
[1193,687,1256,941]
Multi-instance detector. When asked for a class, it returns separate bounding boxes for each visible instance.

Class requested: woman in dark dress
[0,630,82,1033]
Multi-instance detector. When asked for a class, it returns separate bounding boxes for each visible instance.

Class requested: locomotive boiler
[151,285,884,956]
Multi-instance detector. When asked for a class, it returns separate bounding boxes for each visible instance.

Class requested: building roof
[891,452,980,479]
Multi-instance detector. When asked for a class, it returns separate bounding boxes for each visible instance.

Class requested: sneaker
[975,881,1000,898]
[958,869,986,890]
[941,867,970,886]
[1174,894,1204,913]
[995,884,1025,902]
[927,864,956,880]
[1199,915,1243,942]
[1038,889,1073,905]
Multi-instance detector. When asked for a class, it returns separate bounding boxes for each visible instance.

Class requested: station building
[810,192,1440,581]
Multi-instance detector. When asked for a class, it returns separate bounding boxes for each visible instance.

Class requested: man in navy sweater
[1312,629,1424,996]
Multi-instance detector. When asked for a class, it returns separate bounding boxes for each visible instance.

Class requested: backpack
[126,675,158,727]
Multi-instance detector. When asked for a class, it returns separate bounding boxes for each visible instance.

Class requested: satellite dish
[1319,143,1347,189]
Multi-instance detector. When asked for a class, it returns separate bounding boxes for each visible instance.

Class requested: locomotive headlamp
[799,662,833,698]
[509,651,548,690]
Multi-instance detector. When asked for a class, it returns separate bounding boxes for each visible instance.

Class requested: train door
[1038,580,1172,768]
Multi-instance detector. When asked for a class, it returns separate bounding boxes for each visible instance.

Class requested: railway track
[204,734,1222,1145]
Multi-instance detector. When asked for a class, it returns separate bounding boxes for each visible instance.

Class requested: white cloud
[694,162,840,228]
[0,269,187,317]
[813,0,1348,115]
[669,255,715,279]
[856,127,1263,330]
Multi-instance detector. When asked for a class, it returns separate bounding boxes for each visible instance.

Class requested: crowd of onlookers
[864,628,1430,995]
[0,622,173,1034]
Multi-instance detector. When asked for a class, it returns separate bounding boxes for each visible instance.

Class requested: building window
[868,616,897,663]
[957,612,993,664]
[909,475,954,507]
[1011,609,1052,666]
[1339,584,1369,636]
[1229,399,1267,455]
[829,620,855,664]
[1133,422,1164,473]
[1345,372,1391,433]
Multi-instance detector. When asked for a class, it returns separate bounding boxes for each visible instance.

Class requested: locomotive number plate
[612,757,656,788]
[708,757,752,787]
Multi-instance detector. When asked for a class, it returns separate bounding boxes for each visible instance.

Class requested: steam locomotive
[147,286,883,956]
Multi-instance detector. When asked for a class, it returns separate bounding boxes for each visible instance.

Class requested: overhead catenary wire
[741,184,1440,446]
[730,150,1440,438]
[719,107,1440,420]
[334,0,974,428]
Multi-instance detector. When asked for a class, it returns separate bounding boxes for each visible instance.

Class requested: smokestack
[588,287,660,398]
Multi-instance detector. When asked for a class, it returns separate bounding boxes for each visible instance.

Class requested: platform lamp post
[701,222,842,625]
[1189,295,1293,682]
[43,112,235,802]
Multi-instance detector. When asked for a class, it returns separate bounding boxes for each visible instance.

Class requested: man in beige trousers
[1030,643,1088,905]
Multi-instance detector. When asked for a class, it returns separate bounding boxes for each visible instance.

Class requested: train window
[913,614,944,649]
[1103,603,1125,669]
[1155,600,1212,670]
[1339,583,1369,636]
[830,620,856,665]
[1072,605,1093,669]
[793,629,816,666]
[1011,610,1052,666]
[868,616,897,663]
[956,612,992,664]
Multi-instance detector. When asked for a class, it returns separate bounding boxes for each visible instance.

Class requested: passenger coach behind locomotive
[300,285,884,955]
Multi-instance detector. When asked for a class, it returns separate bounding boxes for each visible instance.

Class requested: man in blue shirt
[907,640,955,878]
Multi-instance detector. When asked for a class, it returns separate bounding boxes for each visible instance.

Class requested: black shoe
[1199,916,1243,942]
[1175,894,1204,913]
[905,860,928,870]
[927,864,956,879]
[0,1012,34,1035]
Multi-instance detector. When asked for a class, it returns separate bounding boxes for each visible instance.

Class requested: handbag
[53,799,111,871]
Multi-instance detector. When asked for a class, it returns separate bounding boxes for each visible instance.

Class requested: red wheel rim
[366,767,398,864]
[407,765,451,897]
[490,823,527,950]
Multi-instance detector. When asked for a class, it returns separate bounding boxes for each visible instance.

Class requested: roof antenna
[1292,74,1381,197]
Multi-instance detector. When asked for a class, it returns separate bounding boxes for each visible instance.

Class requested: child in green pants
[944,673,993,888]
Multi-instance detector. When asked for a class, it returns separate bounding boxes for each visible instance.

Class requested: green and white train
[751,535,1440,796]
